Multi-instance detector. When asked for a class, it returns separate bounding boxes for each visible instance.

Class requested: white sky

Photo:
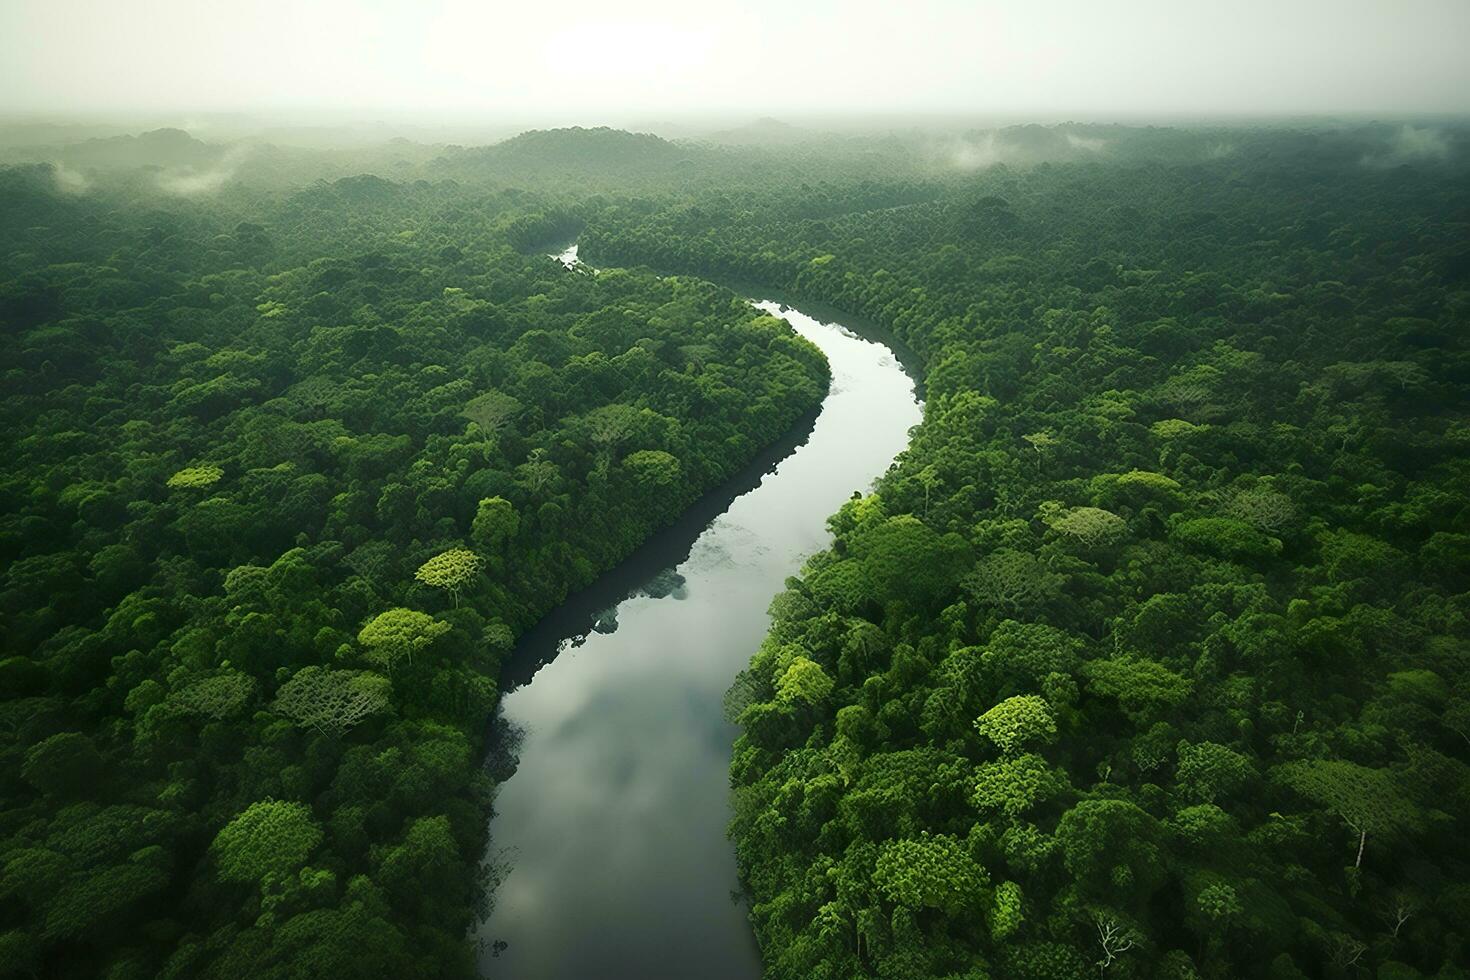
[1,0,1467,119]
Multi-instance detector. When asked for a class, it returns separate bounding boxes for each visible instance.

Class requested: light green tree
[460,389,520,438]
[414,549,483,607]
[623,449,681,489]
[964,549,1064,615]
[975,695,1057,755]
[1084,655,1193,723]
[874,833,989,914]
[212,800,323,884]
[971,752,1067,818]
[357,608,450,671]
[166,465,224,489]
[273,666,391,737]
[1048,505,1128,549]
[776,657,834,706]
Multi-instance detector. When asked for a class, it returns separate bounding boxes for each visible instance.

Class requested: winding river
[474,246,921,978]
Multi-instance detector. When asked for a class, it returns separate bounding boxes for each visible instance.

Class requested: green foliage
[775,656,834,706]
[692,125,1470,980]
[989,880,1024,941]
[1170,517,1281,562]
[357,608,450,671]
[4,121,1469,978]
[273,667,391,738]
[165,464,224,489]
[0,150,833,977]
[1275,760,1423,864]
[413,549,483,605]
[469,496,519,552]
[1083,656,1193,723]
[974,695,1057,755]
[21,733,103,799]
[211,800,324,884]
[971,753,1067,818]
[170,671,255,719]
[873,833,988,914]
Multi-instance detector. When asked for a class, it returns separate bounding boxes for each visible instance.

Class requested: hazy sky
[2,0,1467,120]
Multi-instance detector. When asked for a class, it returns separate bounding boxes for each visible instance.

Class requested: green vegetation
[584,129,1470,977]
[0,160,827,977]
[2,118,1468,978]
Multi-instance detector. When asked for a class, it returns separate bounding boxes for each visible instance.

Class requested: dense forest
[1,119,1468,978]
[583,130,1470,977]
[0,159,826,977]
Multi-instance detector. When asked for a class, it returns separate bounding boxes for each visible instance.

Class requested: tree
[580,403,639,473]
[357,608,450,671]
[964,549,1064,615]
[990,880,1024,941]
[1170,517,1281,563]
[975,695,1057,755]
[1057,799,1165,899]
[166,465,224,489]
[514,454,561,496]
[170,671,255,720]
[1023,430,1058,467]
[776,656,834,706]
[273,667,391,737]
[414,549,483,607]
[1083,656,1192,723]
[460,389,520,437]
[623,449,681,489]
[374,815,462,916]
[1275,760,1421,868]
[915,464,941,516]
[470,496,519,553]
[873,833,988,915]
[971,753,1067,818]
[1092,910,1140,974]
[1224,487,1295,534]
[212,800,323,884]
[1175,740,1256,804]
[1378,890,1419,941]
[22,732,103,799]
[852,515,965,605]
[1047,505,1128,549]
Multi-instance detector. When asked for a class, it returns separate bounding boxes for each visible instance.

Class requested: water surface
[475,258,920,978]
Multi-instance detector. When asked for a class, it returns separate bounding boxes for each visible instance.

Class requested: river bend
[475,248,921,978]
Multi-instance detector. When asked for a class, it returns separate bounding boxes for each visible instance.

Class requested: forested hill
[0,170,827,977]
[584,130,1470,978]
[434,126,692,177]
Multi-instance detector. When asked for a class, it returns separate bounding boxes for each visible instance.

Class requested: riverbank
[474,296,921,978]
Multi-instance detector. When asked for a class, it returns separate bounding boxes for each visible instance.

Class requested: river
[474,245,921,978]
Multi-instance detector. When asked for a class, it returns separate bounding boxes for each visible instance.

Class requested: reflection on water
[474,300,921,979]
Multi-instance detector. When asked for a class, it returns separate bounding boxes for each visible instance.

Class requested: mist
[1362,124,1454,166]
[2,0,1468,122]
[153,145,253,196]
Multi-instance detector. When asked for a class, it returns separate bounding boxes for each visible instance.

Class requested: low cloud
[155,144,252,195]
[51,161,89,194]
[940,133,1003,171]
[1362,125,1451,167]
[1064,132,1107,152]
